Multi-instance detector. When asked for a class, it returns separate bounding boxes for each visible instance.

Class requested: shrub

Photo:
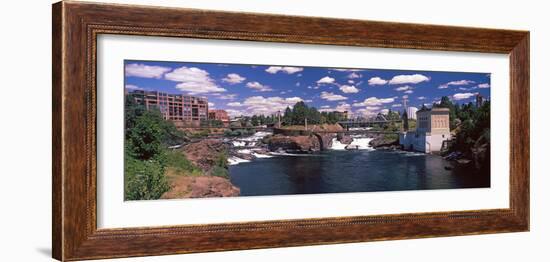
[125,155,170,200]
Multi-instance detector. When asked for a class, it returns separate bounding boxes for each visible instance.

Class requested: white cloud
[165,66,226,94]
[339,85,359,93]
[222,73,246,84]
[417,96,427,100]
[478,83,490,88]
[225,109,245,117]
[404,90,414,94]
[227,102,243,107]
[241,96,304,115]
[125,63,171,79]
[389,74,430,85]
[320,91,348,101]
[125,84,142,90]
[438,80,475,89]
[320,105,331,109]
[394,85,413,92]
[208,102,215,107]
[368,77,388,85]
[392,104,402,108]
[355,106,384,117]
[215,94,237,100]
[317,76,336,85]
[246,81,272,92]
[353,97,395,107]
[265,66,303,74]
[380,109,390,115]
[347,80,355,84]
[319,102,352,113]
[348,72,361,79]
[452,93,476,100]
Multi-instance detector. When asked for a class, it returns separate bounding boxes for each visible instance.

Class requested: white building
[399,107,451,153]
[406,106,418,120]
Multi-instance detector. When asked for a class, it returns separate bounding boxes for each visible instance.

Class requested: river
[227,133,490,197]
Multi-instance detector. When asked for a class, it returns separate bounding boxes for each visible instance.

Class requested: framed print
[52,1,529,261]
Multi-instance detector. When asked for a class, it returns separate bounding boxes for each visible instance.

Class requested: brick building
[127,90,208,127]
[208,109,230,126]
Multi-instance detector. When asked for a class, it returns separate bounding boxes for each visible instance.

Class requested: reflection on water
[228,150,490,197]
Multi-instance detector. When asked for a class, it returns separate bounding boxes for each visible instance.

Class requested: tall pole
[305,117,308,131]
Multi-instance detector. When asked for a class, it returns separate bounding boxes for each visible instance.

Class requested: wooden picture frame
[52,1,529,261]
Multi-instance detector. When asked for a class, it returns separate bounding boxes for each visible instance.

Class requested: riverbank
[161,139,239,199]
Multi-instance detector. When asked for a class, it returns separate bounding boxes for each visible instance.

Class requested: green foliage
[277,101,349,126]
[211,152,229,178]
[126,110,165,160]
[124,154,170,200]
[451,101,491,154]
[223,129,255,137]
[163,150,201,175]
[125,95,187,149]
[189,130,210,139]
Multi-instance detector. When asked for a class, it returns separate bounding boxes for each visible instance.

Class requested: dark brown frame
[52,1,530,261]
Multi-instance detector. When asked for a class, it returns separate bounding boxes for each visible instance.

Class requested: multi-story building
[208,109,230,126]
[406,106,418,120]
[128,90,208,127]
[333,111,349,121]
[399,107,451,153]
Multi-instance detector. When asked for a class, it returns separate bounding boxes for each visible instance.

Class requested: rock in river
[267,135,321,153]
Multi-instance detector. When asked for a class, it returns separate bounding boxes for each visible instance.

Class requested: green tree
[251,115,259,126]
[291,101,308,125]
[283,106,293,125]
[126,110,164,160]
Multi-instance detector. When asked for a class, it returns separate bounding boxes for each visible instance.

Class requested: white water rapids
[330,137,374,151]
[228,132,376,166]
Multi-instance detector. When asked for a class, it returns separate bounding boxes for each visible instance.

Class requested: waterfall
[330,137,374,150]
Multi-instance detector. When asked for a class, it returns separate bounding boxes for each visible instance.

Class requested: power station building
[399,107,451,153]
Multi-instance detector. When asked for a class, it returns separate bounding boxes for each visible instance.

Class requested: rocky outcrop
[181,139,227,174]
[369,134,400,149]
[337,133,353,144]
[267,135,321,153]
[161,176,240,199]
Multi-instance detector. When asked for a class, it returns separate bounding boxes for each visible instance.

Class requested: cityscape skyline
[125,60,491,118]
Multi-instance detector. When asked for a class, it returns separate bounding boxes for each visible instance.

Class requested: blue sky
[124,60,490,117]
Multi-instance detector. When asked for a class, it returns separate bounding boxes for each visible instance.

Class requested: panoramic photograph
[123,60,491,201]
